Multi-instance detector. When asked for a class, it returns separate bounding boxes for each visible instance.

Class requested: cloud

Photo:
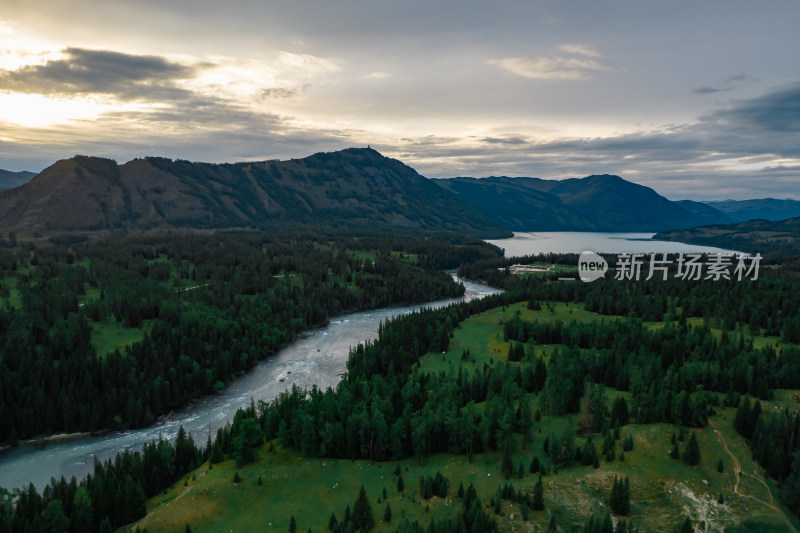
[558,44,601,58]
[276,51,339,77]
[378,83,800,200]
[362,72,390,80]
[480,136,528,145]
[693,86,728,95]
[692,74,756,96]
[0,47,196,99]
[259,86,306,99]
[490,55,608,80]
[705,83,800,133]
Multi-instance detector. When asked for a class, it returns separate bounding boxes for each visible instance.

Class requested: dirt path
[710,420,797,532]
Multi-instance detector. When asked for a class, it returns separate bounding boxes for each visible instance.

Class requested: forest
[1,241,800,532]
[0,232,500,443]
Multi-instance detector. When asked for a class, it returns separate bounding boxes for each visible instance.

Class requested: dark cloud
[258,85,309,100]
[480,136,529,145]
[726,74,755,83]
[693,86,728,95]
[0,47,196,99]
[705,83,800,133]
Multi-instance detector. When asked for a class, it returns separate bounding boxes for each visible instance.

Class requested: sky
[0,0,798,200]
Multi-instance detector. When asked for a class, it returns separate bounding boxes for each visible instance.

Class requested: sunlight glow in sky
[0,1,798,200]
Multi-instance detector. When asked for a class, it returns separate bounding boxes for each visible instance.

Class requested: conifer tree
[532,474,544,510]
[352,485,374,530]
[683,432,701,466]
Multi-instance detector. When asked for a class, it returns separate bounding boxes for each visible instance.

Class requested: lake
[486,231,741,256]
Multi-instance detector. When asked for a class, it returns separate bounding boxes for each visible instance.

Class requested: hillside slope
[437,174,732,232]
[706,198,800,222]
[0,148,510,237]
[654,216,800,257]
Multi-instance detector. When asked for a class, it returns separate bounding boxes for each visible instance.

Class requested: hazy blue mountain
[0,169,35,191]
[674,200,736,225]
[0,148,510,238]
[705,198,800,221]
[436,174,733,232]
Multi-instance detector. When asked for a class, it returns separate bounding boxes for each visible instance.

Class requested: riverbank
[0,278,502,491]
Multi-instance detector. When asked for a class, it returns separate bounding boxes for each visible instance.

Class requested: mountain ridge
[0,169,36,191]
[435,174,734,232]
[0,148,511,238]
[704,198,800,222]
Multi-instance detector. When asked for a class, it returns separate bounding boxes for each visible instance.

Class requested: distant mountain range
[0,149,509,237]
[435,175,734,232]
[2,150,798,238]
[654,217,800,258]
[0,169,35,192]
[705,198,800,222]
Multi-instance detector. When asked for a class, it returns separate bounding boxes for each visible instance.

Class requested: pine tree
[384,503,392,522]
[530,455,541,474]
[623,435,634,451]
[670,441,680,459]
[501,450,514,477]
[679,517,693,533]
[532,474,544,510]
[289,515,297,533]
[601,510,613,533]
[352,485,374,530]
[683,432,701,466]
[397,474,404,492]
[328,513,338,530]
[717,459,724,473]
[99,517,113,533]
[609,476,631,515]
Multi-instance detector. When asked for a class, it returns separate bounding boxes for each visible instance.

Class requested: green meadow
[129,300,800,532]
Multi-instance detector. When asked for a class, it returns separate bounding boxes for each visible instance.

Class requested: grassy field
[128,413,798,532]
[91,318,154,356]
[127,300,800,533]
[0,276,21,309]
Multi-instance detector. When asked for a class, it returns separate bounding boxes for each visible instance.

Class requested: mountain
[436,174,733,232]
[0,169,35,191]
[434,176,594,231]
[654,217,800,258]
[705,198,800,222]
[674,200,736,225]
[0,148,510,238]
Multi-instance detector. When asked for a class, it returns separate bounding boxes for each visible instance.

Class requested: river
[0,278,501,492]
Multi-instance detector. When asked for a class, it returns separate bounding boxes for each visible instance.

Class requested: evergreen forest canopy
[2,238,800,531]
[0,232,500,443]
